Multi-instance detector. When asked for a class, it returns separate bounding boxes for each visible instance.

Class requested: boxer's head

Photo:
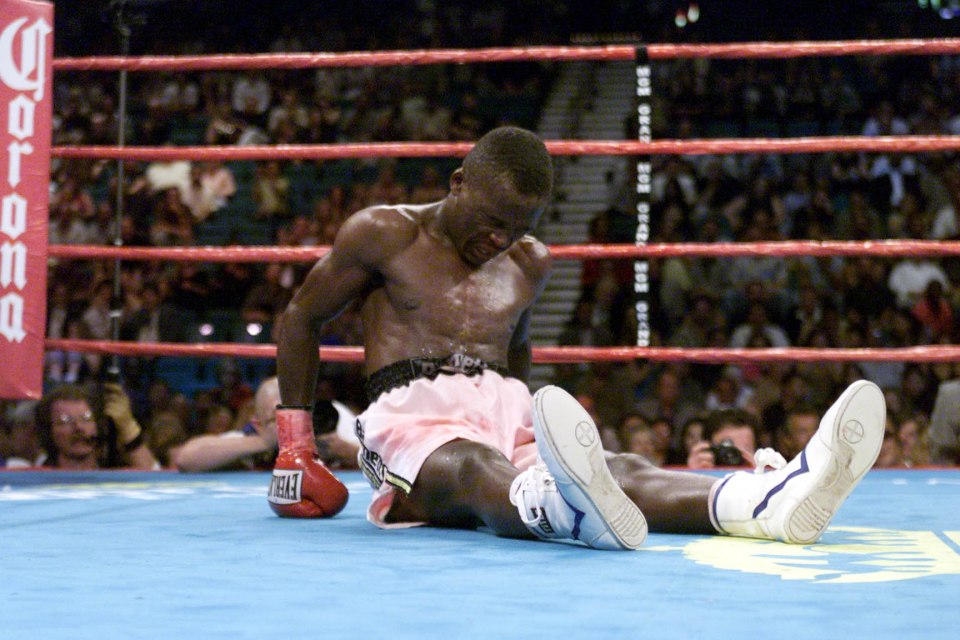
[443,126,553,265]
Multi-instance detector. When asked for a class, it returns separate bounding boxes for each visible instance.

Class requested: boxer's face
[445,168,545,266]
[50,399,98,461]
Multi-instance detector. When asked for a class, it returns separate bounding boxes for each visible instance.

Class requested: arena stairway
[529,60,635,390]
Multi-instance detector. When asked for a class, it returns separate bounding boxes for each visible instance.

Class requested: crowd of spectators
[2,1,960,470]
[564,49,960,468]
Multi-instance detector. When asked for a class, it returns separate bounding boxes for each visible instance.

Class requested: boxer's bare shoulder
[334,203,435,268]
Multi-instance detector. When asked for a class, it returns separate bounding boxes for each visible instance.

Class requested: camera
[710,439,744,466]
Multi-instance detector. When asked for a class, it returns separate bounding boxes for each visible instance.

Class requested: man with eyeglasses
[34,384,158,470]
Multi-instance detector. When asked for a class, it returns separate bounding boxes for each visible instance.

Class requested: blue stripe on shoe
[751,450,810,518]
[710,474,736,534]
[561,493,586,541]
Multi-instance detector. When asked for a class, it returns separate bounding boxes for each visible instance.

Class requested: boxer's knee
[402,439,512,528]
[607,451,659,478]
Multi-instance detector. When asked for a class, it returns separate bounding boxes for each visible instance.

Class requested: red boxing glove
[268,407,348,518]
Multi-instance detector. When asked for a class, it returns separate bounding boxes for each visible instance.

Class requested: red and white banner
[0,0,52,399]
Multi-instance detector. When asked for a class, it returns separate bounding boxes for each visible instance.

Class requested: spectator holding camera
[34,383,159,470]
[171,376,360,472]
[686,408,759,469]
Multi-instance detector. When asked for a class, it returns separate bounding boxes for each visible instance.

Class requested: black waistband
[365,355,511,403]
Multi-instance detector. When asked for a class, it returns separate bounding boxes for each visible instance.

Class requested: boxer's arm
[277,209,409,406]
[507,236,552,383]
[508,307,533,382]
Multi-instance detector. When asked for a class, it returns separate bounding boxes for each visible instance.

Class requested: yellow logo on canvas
[669,527,960,583]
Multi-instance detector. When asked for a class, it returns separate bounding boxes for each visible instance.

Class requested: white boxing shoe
[711,379,886,544]
[513,385,647,550]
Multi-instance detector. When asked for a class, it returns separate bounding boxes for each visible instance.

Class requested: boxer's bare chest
[361,233,534,362]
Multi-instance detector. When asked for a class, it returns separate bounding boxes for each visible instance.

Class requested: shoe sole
[781,380,885,544]
[532,386,648,550]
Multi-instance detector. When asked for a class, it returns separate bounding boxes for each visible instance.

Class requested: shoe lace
[510,459,554,526]
[753,447,787,474]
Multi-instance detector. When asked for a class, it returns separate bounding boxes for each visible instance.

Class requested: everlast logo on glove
[268,469,303,505]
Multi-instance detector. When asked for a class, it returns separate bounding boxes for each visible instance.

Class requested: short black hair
[463,126,553,199]
[786,401,820,419]
[704,408,760,442]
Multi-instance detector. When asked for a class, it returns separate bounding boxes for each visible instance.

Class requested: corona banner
[0,0,52,398]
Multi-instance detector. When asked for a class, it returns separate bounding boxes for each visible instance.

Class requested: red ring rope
[45,240,960,263]
[51,39,960,72]
[45,340,960,364]
[51,136,960,161]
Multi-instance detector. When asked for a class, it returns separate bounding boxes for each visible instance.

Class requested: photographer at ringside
[686,408,760,470]
[34,382,159,470]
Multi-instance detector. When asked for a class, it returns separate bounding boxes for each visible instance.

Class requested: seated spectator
[761,371,808,446]
[911,280,954,342]
[621,423,667,467]
[203,404,236,435]
[897,413,931,468]
[448,92,483,141]
[49,174,97,244]
[34,383,158,470]
[616,412,647,452]
[409,165,449,204]
[783,284,825,346]
[169,262,213,316]
[0,401,45,467]
[775,402,820,461]
[667,415,706,466]
[704,367,753,412]
[729,300,790,349]
[305,96,342,144]
[146,410,190,468]
[887,256,950,309]
[232,72,272,129]
[150,187,195,246]
[181,161,237,223]
[558,292,613,351]
[366,161,408,205]
[634,365,702,438]
[876,418,907,469]
[205,99,243,145]
[686,408,760,470]
[267,88,309,139]
[171,376,359,472]
[242,263,293,319]
[928,377,960,465]
[252,160,291,225]
[146,158,191,195]
[120,281,185,344]
[899,364,937,417]
[44,314,94,385]
[668,292,723,348]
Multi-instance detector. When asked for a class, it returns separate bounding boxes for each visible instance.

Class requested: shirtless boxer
[269,126,886,550]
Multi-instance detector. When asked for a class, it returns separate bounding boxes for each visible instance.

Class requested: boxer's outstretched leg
[710,380,885,543]
[388,438,625,548]
[607,454,718,534]
[386,439,531,537]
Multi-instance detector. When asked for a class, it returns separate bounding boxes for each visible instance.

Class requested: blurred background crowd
[3,0,960,471]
